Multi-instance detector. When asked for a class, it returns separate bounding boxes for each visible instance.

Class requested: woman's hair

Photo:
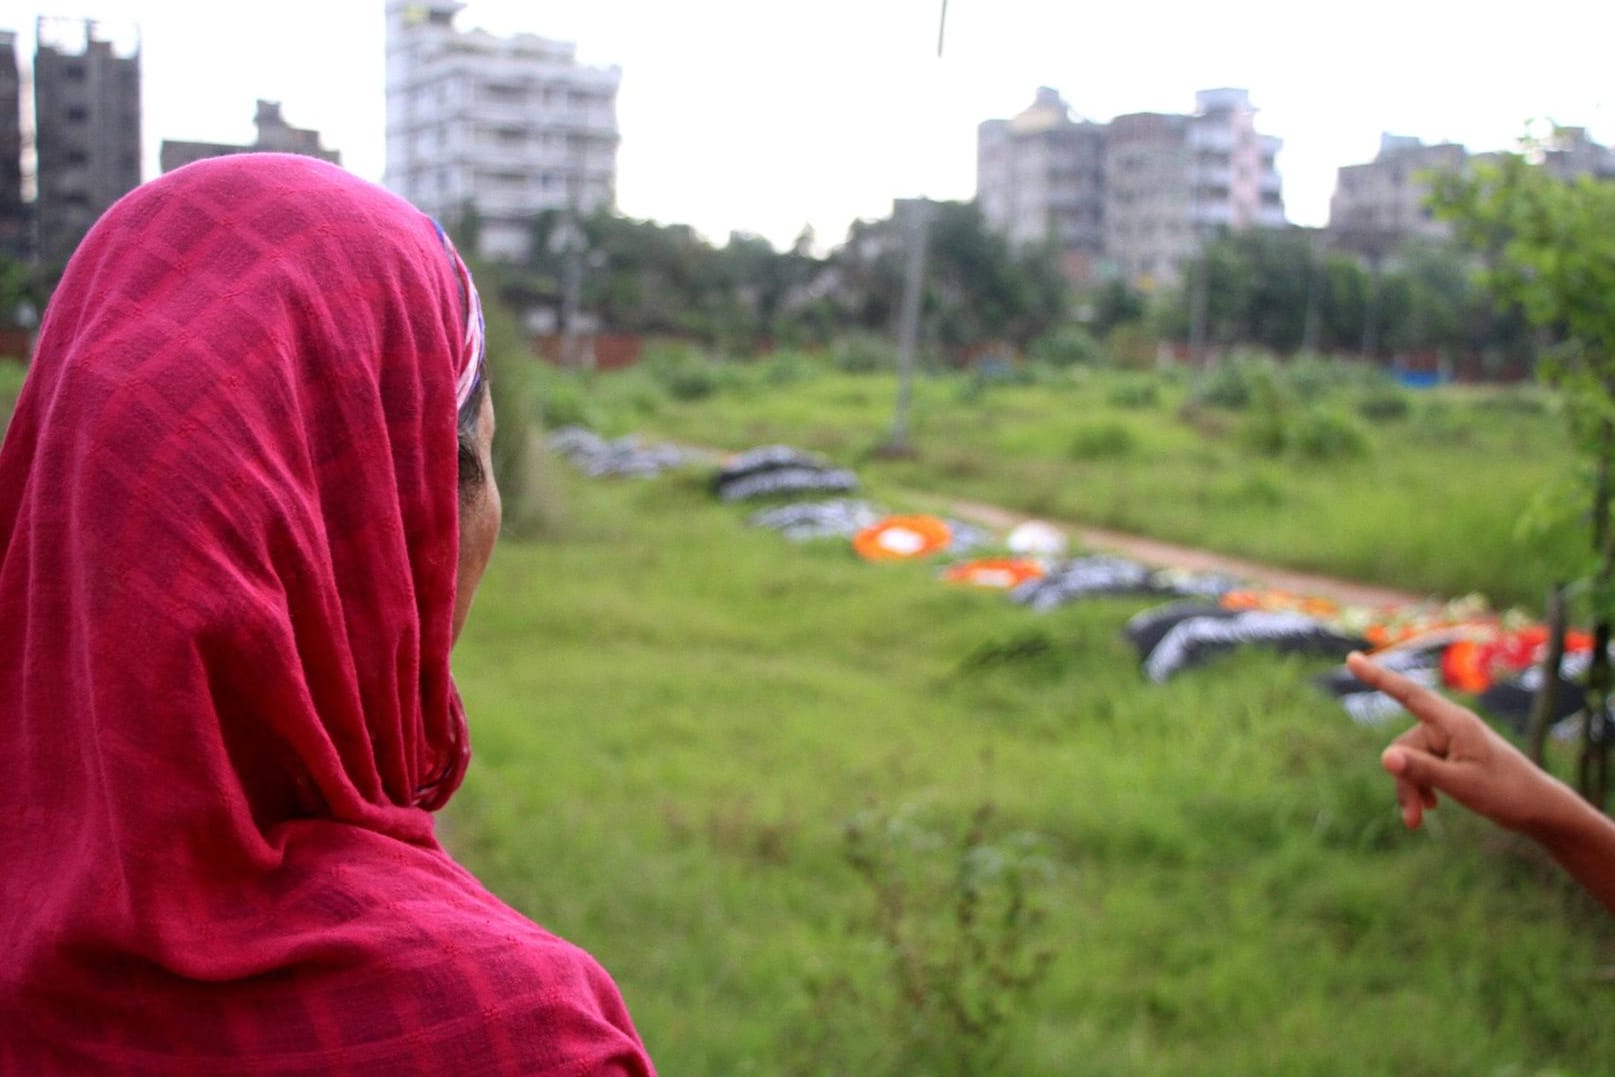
[456,376,489,495]
[436,220,488,499]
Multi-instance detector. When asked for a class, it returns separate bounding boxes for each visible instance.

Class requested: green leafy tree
[1433,150,1615,803]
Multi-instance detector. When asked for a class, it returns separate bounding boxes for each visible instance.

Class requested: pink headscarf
[0,154,652,1074]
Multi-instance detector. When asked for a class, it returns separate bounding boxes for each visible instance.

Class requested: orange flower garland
[941,558,1046,589]
[853,515,952,561]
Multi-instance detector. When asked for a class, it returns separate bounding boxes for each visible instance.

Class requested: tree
[1433,150,1615,805]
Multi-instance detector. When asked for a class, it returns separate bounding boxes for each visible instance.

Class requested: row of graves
[547,427,1591,739]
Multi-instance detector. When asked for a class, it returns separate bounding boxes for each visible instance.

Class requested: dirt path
[936,496,1427,610]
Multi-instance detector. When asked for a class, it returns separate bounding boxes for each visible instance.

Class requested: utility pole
[558,133,591,372]
[881,1,948,454]
[887,201,930,453]
[1185,139,1211,368]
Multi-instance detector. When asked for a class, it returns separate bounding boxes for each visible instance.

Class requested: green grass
[563,361,1584,611]
[448,463,1615,1075]
[0,360,26,431]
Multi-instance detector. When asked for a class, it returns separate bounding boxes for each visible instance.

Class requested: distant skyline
[10,1,1615,250]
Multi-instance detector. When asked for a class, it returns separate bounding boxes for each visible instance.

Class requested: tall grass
[449,463,1615,1074]
[551,359,1582,611]
[0,361,26,434]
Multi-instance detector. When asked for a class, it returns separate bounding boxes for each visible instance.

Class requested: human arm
[1346,650,1615,916]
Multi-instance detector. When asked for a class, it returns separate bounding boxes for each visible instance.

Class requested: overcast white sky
[9,1,1615,250]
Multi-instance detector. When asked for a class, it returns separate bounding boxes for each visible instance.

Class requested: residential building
[32,17,140,270]
[977,87,1285,290]
[1541,126,1615,182]
[976,87,1106,280]
[0,30,25,260]
[384,0,621,263]
[1104,89,1285,289]
[1103,111,1191,290]
[1327,134,1466,258]
[160,100,341,174]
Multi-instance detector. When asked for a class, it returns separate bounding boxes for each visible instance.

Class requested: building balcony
[1188,125,1235,152]
[460,98,617,132]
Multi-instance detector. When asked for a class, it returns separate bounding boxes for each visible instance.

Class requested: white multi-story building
[385,0,620,263]
[977,87,1285,290]
[1105,88,1285,289]
[1327,134,1466,258]
[977,88,1106,280]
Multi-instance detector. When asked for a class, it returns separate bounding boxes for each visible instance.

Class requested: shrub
[1472,386,1551,414]
[834,333,896,374]
[1242,408,1288,456]
[1105,375,1160,410]
[761,349,821,386]
[1285,353,1349,402]
[640,344,722,401]
[1193,360,1258,410]
[1291,407,1370,461]
[1355,387,1413,421]
[1411,398,1477,446]
[1068,421,1136,460]
[536,373,603,431]
[1028,325,1105,368]
[1104,323,1159,370]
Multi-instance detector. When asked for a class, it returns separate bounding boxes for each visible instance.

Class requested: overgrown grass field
[449,435,1615,1074]
[548,352,1586,612]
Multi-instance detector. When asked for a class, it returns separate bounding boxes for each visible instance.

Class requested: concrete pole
[888,203,930,452]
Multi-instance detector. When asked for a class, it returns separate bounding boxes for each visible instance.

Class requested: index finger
[1345,651,1467,734]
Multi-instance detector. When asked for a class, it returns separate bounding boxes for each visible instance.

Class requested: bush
[536,375,602,431]
[1291,407,1371,461]
[640,344,722,401]
[1411,398,1476,446]
[1242,408,1288,457]
[1192,359,1260,410]
[1028,325,1105,368]
[1286,353,1349,402]
[1472,386,1551,414]
[1105,375,1160,410]
[834,333,896,374]
[761,349,821,386]
[1068,421,1136,460]
[1104,324,1159,370]
[1355,387,1413,421]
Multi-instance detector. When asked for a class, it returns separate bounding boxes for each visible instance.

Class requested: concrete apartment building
[0,30,25,262]
[1105,88,1285,289]
[1329,128,1615,261]
[1541,126,1615,182]
[161,100,340,175]
[977,87,1284,290]
[32,17,140,271]
[1327,134,1466,258]
[976,87,1106,280]
[385,0,621,263]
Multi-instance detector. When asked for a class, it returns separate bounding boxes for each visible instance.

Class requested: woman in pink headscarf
[0,153,654,1074]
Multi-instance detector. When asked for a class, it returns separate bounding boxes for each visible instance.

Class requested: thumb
[1382,745,1464,793]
